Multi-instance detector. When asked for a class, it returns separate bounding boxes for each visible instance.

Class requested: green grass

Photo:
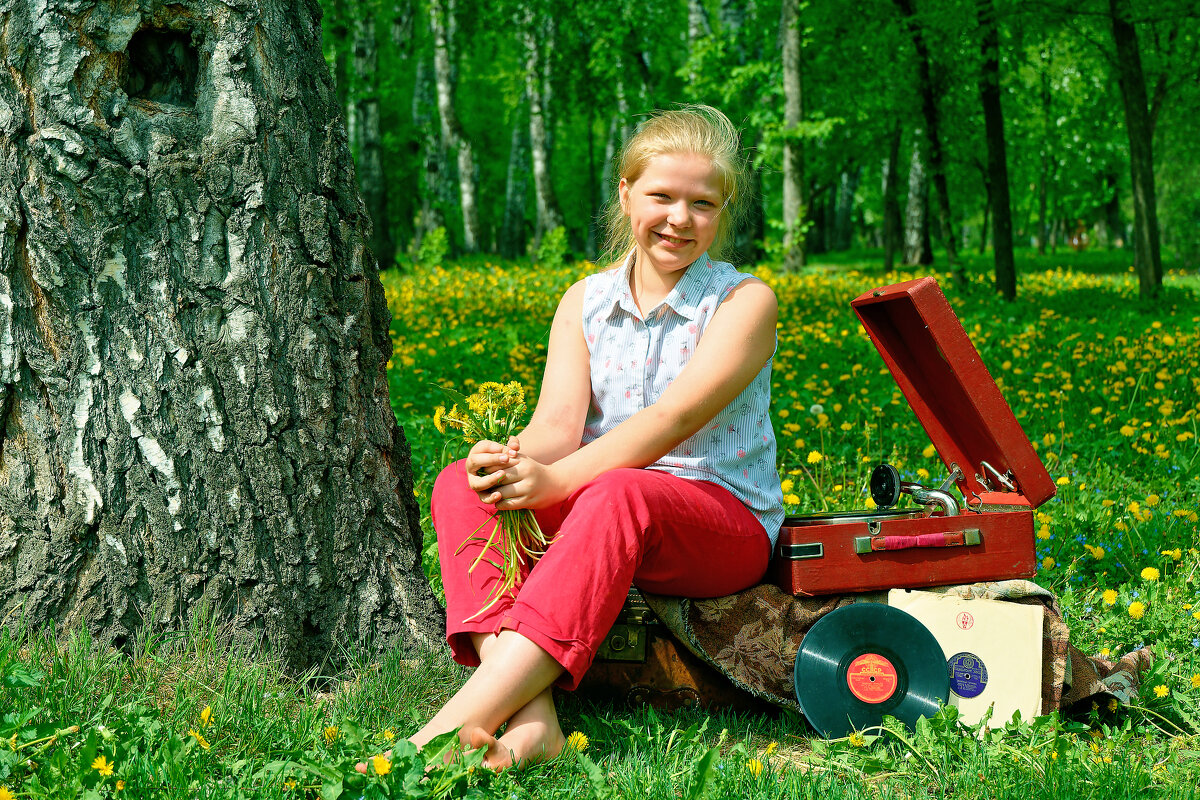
[3,248,1200,798]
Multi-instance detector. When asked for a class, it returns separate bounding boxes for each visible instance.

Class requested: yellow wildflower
[92,755,115,776]
[1102,589,1118,606]
[0,788,16,800]
[807,450,823,465]
[1108,699,1119,712]
[1162,549,1182,561]
[848,732,866,747]
[433,405,446,434]
[922,444,937,458]
[188,729,211,750]
[372,755,392,776]
[784,493,801,505]
[1042,557,1055,570]
[200,705,213,727]
[1056,476,1071,486]
[1154,685,1169,699]
[1128,601,1146,620]
[1190,674,1200,689]
[1119,425,1136,437]
[116,780,125,791]
[1037,526,1052,540]
[765,741,778,756]
[566,731,589,752]
[1145,494,1160,507]
[746,758,764,776]
[1141,567,1160,582]
[780,479,794,493]
[383,729,396,741]
[323,726,339,744]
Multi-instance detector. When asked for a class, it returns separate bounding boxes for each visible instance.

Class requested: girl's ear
[618,177,630,214]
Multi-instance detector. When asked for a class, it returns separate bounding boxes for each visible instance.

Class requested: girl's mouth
[655,232,691,246]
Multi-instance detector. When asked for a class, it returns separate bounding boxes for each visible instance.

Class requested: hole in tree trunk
[123,29,199,107]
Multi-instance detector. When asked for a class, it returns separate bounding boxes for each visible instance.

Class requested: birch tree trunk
[430,0,481,252]
[1109,0,1163,299]
[525,8,564,248]
[354,8,394,270]
[882,123,903,273]
[904,136,934,266]
[500,98,531,259]
[894,0,963,284]
[977,0,1015,300]
[781,0,806,271]
[0,0,444,666]
[412,57,448,251]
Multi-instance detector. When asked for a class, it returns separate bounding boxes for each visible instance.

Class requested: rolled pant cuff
[499,614,594,691]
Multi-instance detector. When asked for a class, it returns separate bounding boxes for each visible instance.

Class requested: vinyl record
[793,604,950,739]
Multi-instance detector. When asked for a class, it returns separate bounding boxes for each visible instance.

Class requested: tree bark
[354,8,395,270]
[882,123,903,273]
[977,0,1015,300]
[781,0,805,271]
[833,166,859,251]
[500,98,531,259]
[904,135,934,266]
[429,0,481,252]
[894,0,963,284]
[0,0,443,667]
[1109,0,1163,299]
[412,57,449,251]
[525,8,564,248]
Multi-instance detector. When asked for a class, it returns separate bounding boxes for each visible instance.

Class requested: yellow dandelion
[1056,476,1071,486]
[765,741,778,756]
[372,755,392,776]
[383,729,396,741]
[1102,589,1118,606]
[566,731,589,752]
[780,479,794,493]
[1128,601,1146,620]
[1037,525,1052,540]
[200,705,213,727]
[323,726,339,744]
[188,729,211,750]
[1119,425,1136,437]
[1042,557,1055,570]
[1190,674,1200,689]
[1141,567,1160,582]
[0,788,16,800]
[1154,685,1169,699]
[848,732,866,747]
[116,780,125,791]
[922,444,937,458]
[1108,699,1119,712]
[807,450,823,465]
[1145,494,1160,507]
[746,758,764,776]
[784,493,801,505]
[92,755,115,776]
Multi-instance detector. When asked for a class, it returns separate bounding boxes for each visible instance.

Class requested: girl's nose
[666,200,691,228]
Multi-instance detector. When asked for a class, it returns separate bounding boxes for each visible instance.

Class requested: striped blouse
[580,252,785,546]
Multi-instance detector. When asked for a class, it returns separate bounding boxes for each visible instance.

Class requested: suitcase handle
[854,529,981,554]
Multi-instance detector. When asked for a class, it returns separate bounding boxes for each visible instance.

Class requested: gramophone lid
[850,277,1056,509]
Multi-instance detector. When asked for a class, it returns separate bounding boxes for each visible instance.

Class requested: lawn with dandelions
[2,249,1199,798]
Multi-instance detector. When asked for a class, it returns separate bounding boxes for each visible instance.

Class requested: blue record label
[947,652,988,699]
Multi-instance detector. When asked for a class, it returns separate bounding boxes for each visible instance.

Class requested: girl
[411,105,782,769]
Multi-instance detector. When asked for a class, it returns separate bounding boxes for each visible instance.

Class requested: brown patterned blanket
[641,579,1152,715]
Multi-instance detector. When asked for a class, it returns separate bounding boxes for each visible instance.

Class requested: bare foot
[475,687,565,770]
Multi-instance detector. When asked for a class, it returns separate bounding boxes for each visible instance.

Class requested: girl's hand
[464,437,521,500]
[481,453,571,510]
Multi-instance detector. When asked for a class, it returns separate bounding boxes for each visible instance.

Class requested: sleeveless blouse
[580,252,785,546]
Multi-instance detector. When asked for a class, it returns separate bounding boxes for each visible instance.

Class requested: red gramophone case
[775,277,1057,597]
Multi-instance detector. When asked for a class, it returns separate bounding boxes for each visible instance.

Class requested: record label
[846,653,898,704]
[948,651,988,699]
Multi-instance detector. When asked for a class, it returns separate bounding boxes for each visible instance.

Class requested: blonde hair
[600,104,747,266]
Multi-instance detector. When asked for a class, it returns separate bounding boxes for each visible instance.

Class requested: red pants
[432,461,771,690]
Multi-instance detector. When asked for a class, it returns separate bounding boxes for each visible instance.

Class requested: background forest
[319,0,1199,295]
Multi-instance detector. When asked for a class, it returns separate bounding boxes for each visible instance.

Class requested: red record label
[846,653,899,704]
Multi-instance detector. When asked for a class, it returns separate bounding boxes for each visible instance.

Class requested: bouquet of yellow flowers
[434,381,551,620]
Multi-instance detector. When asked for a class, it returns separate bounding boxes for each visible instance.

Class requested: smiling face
[618,151,726,279]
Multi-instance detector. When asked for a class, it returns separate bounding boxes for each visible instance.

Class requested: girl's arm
[483,278,778,510]
[463,280,590,495]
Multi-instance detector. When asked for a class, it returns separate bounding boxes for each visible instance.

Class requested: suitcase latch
[597,623,647,662]
[780,542,824,560]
